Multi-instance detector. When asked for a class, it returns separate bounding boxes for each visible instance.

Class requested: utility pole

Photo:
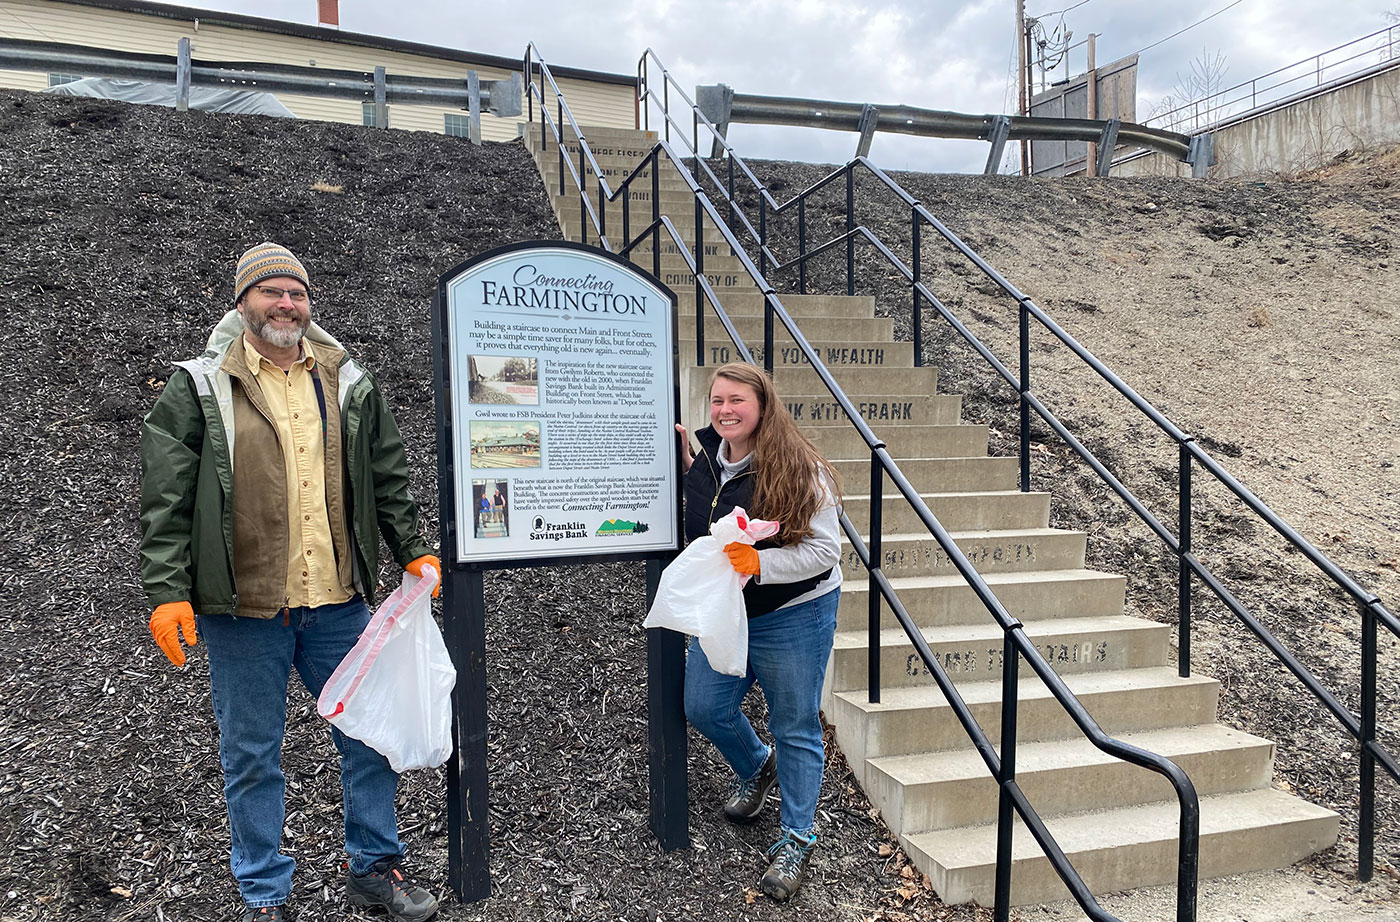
[1016,0,1029,175]
[1085,33,1098,175]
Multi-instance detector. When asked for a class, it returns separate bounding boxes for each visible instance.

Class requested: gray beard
[248,316,307,348]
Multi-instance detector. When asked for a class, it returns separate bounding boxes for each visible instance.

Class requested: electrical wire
[1029,0,1093,19]
[1131,0,1247,56]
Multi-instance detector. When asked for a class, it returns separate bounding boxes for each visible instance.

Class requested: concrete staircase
[525,123,1341,907]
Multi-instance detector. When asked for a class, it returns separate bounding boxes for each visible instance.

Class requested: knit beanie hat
[234,242,311,303]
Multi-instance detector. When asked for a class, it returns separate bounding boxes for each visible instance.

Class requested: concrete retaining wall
[1113,61,1400,179]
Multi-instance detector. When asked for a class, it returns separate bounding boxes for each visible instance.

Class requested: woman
[676,362,843,902]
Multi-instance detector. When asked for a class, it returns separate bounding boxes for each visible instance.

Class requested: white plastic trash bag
[643,507,780,676]
[317,565,457,772]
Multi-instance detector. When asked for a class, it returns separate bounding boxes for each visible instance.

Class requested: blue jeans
[199,597,404,908]
[683,588,840,836]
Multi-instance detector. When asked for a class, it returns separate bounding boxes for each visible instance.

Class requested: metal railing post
[763,292,775,375]
[994,633,1018,921]
[845,166,855,297]
[1360,600,1377,881]
[663,80,670,142]
[1178,440,1193,678]
[556,101,565,196]
[758,197,768,276]
[911,209,922,367]
[524,49,533,128]
[1018,299,1031,493]
[695,195,705,368]
[622,188,631,248]
[651,152,661,286]
[868,455,883,703]
[578,131,588,245]
[798,197,807,295]
[727,156,735,228]
[175,37,190,112]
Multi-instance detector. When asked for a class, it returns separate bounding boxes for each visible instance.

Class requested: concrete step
[526,128,659,161]
[801,422,989,461]
[679,314,895,345]
[559,211,730,250]
[842,489,1051,533]
[830,456,1017,493]
[536,158,693,188]
[828,667,1222,767]
[673,291,877,320]
[551,186,701,211]
[834,563,1121,634]
[868,724,1276,837]
[904,788,1340,906]
[626,252,753,279]
[839,528,1088,581]
[827,615,1171,694]
[683,338,915,369]
[788,393,962,427]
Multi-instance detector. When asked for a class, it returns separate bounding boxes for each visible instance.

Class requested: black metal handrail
[628,49,1203,922]
[649,48,1397,885]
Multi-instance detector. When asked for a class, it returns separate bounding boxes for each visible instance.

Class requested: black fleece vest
[683,426,831,619]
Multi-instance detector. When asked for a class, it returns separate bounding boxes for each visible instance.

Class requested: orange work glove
[406,554,442,598]
[724,542,761,577]
[150,601,198,667]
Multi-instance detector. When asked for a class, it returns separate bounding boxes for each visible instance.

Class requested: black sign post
[431,241,688,901]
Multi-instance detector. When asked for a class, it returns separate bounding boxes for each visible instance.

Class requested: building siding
[0,0,635,141]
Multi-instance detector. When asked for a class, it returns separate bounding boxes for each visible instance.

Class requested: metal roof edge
[46,0,638,86]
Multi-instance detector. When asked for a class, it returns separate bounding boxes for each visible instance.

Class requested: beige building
[0,0,637,141]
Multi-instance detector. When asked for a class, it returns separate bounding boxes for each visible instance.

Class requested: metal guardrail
[643,42,1399,900]
[0,36,521,142]
[633,48,1200,922]
[694,83,1214,178]
[1145,24,1400,134]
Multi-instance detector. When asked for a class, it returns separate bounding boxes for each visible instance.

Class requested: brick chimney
[317,0,339,27]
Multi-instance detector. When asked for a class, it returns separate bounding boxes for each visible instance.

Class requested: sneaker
[345,858,440,921]
[760,830,817,902]
[239,907,286,922]
[724,747,778,823]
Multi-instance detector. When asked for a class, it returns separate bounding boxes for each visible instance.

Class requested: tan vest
[220,341,355,618]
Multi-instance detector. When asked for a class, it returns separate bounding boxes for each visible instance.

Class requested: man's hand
[407,554,442,598]
[724,542,760,577]
[150,601,198,667]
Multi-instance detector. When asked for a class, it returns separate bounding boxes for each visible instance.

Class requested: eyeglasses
[251,285,310,303]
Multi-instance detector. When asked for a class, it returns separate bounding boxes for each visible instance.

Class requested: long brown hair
[709,363,842,544]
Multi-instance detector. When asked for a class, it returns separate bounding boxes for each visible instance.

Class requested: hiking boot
[760,829,817,902]
[723,747,777,823]
[345,858,440,921]
[239,907,286,922]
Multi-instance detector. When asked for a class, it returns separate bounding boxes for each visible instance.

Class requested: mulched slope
[0,92,974,922]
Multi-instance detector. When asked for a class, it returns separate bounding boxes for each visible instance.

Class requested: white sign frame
[434,241,681,566]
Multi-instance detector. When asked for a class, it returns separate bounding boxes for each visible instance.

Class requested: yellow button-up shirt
[243,337,354,609]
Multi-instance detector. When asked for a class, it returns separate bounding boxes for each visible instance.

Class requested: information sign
[439,241,680,564]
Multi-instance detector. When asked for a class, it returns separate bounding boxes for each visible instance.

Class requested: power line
[1132,0,1247,56]
[1028,0,1093,20]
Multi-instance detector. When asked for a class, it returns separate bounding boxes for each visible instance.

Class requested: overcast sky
[151,0,1398,172]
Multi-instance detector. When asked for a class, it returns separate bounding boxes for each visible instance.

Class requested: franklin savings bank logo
[529,516,587,542]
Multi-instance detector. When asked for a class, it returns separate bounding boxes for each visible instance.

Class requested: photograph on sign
[444,245,679,563]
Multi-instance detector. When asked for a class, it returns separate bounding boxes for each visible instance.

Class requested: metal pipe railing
[630,47,1203,922]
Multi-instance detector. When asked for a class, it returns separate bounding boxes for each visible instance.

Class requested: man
[140,242,442,922]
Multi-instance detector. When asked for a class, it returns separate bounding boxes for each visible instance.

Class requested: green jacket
[139,310,433,616]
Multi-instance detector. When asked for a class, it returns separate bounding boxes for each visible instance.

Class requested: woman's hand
[676,423,694,473]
